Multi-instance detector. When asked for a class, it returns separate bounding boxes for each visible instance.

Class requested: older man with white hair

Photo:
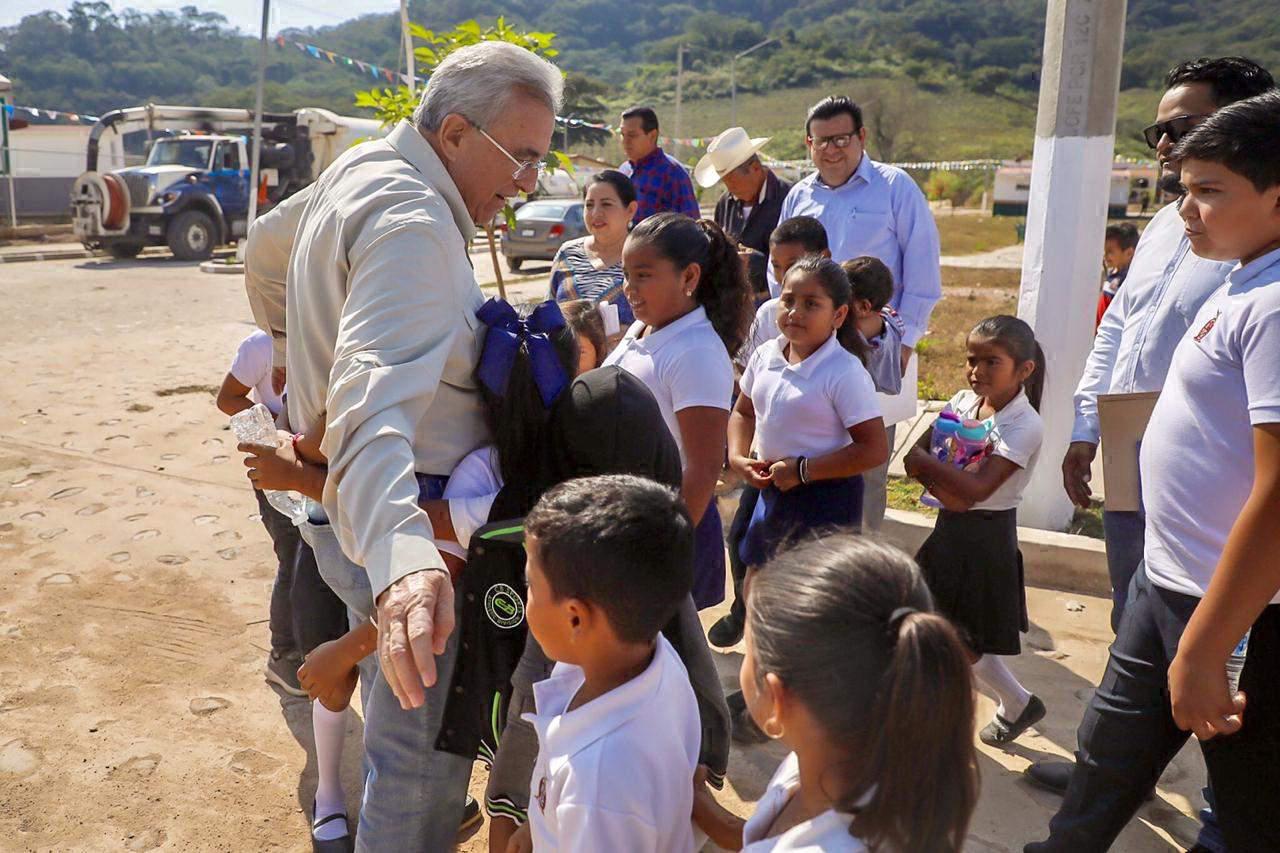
[246,41,562,852]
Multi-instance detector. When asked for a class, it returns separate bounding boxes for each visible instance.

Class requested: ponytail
[747,535,978,853]
[970,315,1046,411]
[628,213,754,356]
[852,610,979,853]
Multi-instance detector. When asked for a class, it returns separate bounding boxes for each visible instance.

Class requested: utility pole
[400,0,415,89]
[1015,0,1127,530]
[0,74,16,228]
[246,0,270,229]
[674,43,684,160]
[731,38,777,127]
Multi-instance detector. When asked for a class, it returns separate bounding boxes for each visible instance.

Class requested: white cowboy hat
[694,127,771,188]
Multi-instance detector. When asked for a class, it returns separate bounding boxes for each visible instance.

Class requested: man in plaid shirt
[617,106,701,224]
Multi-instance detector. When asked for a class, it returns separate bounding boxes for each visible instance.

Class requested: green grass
[915,267,1021,402]
[936,215,1026,256]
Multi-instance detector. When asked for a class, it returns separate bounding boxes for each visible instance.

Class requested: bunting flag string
[276,35,421,86]
[3,103,99,124]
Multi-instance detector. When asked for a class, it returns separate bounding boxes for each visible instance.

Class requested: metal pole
[0,96,16,228]
[400,0,415,90]
[246,0,270,228]
[674,43,684,159]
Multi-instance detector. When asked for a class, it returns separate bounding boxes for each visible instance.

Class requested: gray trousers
[861,423,897,531]
[300,519,472,853]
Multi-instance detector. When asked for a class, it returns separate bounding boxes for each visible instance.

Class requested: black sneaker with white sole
[265,649,307,697]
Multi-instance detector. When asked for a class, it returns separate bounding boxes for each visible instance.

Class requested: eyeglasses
[1142,114,1208,149]
[808,133,857,151]
[473,123,547,184]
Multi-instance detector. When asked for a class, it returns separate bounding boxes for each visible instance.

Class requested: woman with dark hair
[549,169,639,328]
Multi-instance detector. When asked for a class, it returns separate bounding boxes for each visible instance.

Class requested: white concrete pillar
[1016,0,1127,531]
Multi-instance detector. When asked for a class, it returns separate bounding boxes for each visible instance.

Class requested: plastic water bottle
[1226,630,1250,695]
[953,420,994,468]
[229,404,308,525]
[921,413,963,508]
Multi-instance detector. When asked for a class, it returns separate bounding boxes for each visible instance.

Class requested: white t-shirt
[441,445,503,559]
[1142,248,1280,601]
[946,388,1043,512]
[742,753,866,852]
[524,635,700,853]
[741,334,881,462]
[603,306,734,465]
[230,329,283,416]
[738,297,781,368]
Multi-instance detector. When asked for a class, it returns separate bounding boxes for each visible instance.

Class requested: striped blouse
[548,237,635,326]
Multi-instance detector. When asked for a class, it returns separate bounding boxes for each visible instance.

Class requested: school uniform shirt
[523,634,700,853]
[742,753,866,852]
[1072,201,1235,445]
[444,445,502,552]
[602,306,734,465]
[773,155,942,347]
[741,334,881,462]
[947,389,1044,511]
[860,306,907,396]
[230,329,284,416]
[1141,247,1280,603]
[737,297,782,368]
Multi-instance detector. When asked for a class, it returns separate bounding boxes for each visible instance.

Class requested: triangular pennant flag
[324,51,336,63]
[307,45,321,58]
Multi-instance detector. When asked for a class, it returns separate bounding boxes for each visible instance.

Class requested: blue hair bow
[476,298,570,409]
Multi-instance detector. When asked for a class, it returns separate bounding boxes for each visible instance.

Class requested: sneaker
[980,695,1046,746]
[707,613,744,649]
[457,795,483,834]
[265,650,307,697]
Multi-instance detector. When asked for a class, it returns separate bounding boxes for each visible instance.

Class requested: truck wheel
[167,210,216,261]
[106,242,143,259]
[506,257,523,273]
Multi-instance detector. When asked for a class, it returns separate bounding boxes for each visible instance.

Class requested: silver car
[500,199,587,272]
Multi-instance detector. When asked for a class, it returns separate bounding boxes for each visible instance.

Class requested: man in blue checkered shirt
[617,106,701,224]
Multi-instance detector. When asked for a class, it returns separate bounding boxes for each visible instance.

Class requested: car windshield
[516,201,575,221]
[147,139,214,169]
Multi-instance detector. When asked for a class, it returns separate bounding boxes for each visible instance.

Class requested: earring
[762,720,784,740]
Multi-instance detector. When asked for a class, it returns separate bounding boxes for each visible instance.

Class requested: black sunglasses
[1142,114,1208,149]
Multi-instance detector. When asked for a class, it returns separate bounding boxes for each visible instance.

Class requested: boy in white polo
[509,475,701,853]
[1030,91,1280,853]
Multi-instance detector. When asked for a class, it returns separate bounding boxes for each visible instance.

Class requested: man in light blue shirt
[775,95,942,530]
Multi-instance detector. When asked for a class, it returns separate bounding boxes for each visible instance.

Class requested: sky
[1,0,373,36]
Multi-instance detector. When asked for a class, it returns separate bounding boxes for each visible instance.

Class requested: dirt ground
[0,254,1205,852]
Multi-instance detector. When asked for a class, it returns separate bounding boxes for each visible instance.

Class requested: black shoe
[457,794,482,834]
[265,649,307,697]
[730,702,769,745]
[980,695,1046,746]
[708,614,744,648]
[311,801,353,853]
[1025,760,1072,794]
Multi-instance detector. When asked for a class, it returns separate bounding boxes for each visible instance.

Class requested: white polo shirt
[740,334,881,462]
[737,297,781,368]
[229,329,283,416]
[742,753,866,852]
[946,389,1043,511]
[523,634,700,852]
[603,306,734,465]
[1142,247,1280,601]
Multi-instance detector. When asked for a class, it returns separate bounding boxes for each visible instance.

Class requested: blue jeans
[301,518,473,853]
[1101,509,1145,634]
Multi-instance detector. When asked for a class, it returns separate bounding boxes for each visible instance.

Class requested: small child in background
[693,534,979,852]
[1097,222,1140,329]
[506,475,701,853]
[904,315,1047,747]
[558,298,610,371]
[842,256,907,396]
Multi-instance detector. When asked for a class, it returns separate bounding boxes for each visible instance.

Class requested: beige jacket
[246,120,489,598]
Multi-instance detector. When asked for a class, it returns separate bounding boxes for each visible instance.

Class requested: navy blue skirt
[692,500,726,610]
[739,476,864,568]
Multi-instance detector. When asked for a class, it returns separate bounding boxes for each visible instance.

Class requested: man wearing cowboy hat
[697,127,792,301]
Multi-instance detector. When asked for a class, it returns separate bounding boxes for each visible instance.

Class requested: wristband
[291,432,304,456]
[797,456,809,485]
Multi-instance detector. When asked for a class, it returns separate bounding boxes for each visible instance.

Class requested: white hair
[413,41,564,132]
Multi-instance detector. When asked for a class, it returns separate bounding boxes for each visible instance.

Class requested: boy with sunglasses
[1029,55,1274,851]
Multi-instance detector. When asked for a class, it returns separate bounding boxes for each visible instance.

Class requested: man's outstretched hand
[375,568,455,709]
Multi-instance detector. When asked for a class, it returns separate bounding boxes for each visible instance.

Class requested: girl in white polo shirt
[693,534,979,852]
[904,315,1047,747]
[603,212,754,610]
[730,255,888,567]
